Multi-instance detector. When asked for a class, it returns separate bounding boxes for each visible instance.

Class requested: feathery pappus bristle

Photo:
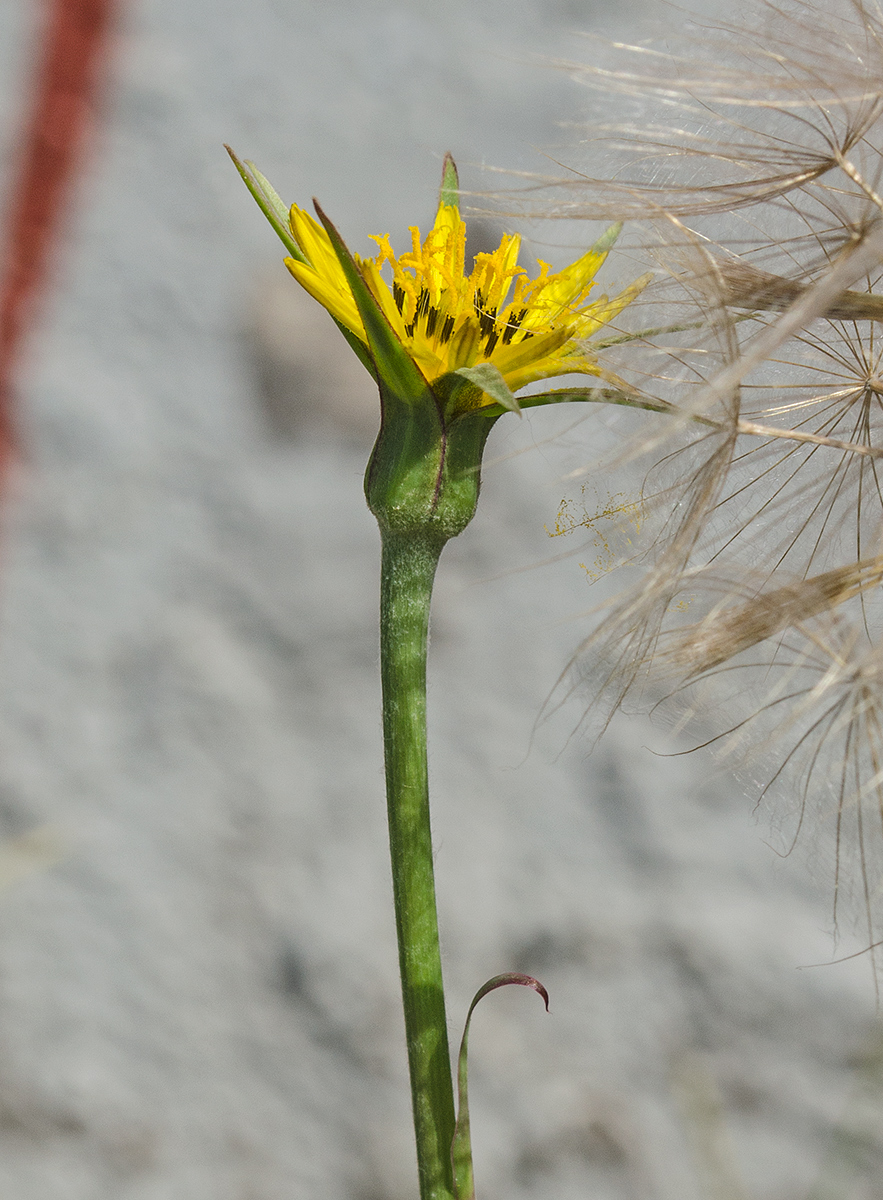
[532,0,883,967]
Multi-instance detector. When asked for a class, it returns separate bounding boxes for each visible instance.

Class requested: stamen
[440,315,455,344]
[501,308,528,345]
[426,306,439,338]
[478,306,497,339]
[393,283,406,314]
[484,329,499,356]
[416,288,431,319]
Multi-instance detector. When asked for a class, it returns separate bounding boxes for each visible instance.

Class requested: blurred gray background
[0,1,880,1199]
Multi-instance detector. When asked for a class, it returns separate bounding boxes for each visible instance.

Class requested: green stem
[380,530,456,1200]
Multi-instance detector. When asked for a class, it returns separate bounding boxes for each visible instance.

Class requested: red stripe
[0,0,116,462]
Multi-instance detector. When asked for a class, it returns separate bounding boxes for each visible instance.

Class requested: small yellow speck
[548,485,645,581]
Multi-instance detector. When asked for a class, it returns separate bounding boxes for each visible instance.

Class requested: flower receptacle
[365,378,496,543]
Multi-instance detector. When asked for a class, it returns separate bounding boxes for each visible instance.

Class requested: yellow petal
[504,352,602,394]
[490,325,572,379]
[357,256,409,341]
[288,205,346,281]
[284,258,365,340]
[574,273,653,338]
[277,192,645,398]
[447,320,481,371]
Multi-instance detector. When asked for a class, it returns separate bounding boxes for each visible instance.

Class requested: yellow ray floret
[285,200,649,404]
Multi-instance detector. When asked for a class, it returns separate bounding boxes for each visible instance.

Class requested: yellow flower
[284,196,649,405]
[229,146,654,537]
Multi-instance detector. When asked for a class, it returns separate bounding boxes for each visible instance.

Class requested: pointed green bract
[314,201,432,410]
[454,363,521,416]
[225,145,305,262]
[439,152,460,212]
[228,149,375,373]
[309,204,472,538]
[452,974,550,1200]
[248,162,299,247]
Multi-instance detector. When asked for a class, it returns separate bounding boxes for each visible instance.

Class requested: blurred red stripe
[0,0,117,463]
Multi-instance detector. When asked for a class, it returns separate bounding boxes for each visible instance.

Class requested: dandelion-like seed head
[542,0,883,968]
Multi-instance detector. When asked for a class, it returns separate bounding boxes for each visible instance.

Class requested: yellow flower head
[229,147,652,541]
[284,193,649,406]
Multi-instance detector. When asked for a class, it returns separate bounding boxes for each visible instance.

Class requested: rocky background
[0,1,880,1199]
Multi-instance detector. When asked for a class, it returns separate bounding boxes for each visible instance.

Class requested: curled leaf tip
[472,971,550,1011]
[452,972,550,1200]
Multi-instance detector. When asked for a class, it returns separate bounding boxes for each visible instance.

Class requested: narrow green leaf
[452,973,550,1200]
[454,363,521,415]
[224,145,306,263]
[439,152,460,212]
[313,201,430,405]
[515,386,677,415]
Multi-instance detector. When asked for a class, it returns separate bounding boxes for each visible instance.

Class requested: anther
[478,306,497,339]
[502,308,528,345]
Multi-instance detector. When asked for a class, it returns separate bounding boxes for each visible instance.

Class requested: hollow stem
[379,529,456,1200]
